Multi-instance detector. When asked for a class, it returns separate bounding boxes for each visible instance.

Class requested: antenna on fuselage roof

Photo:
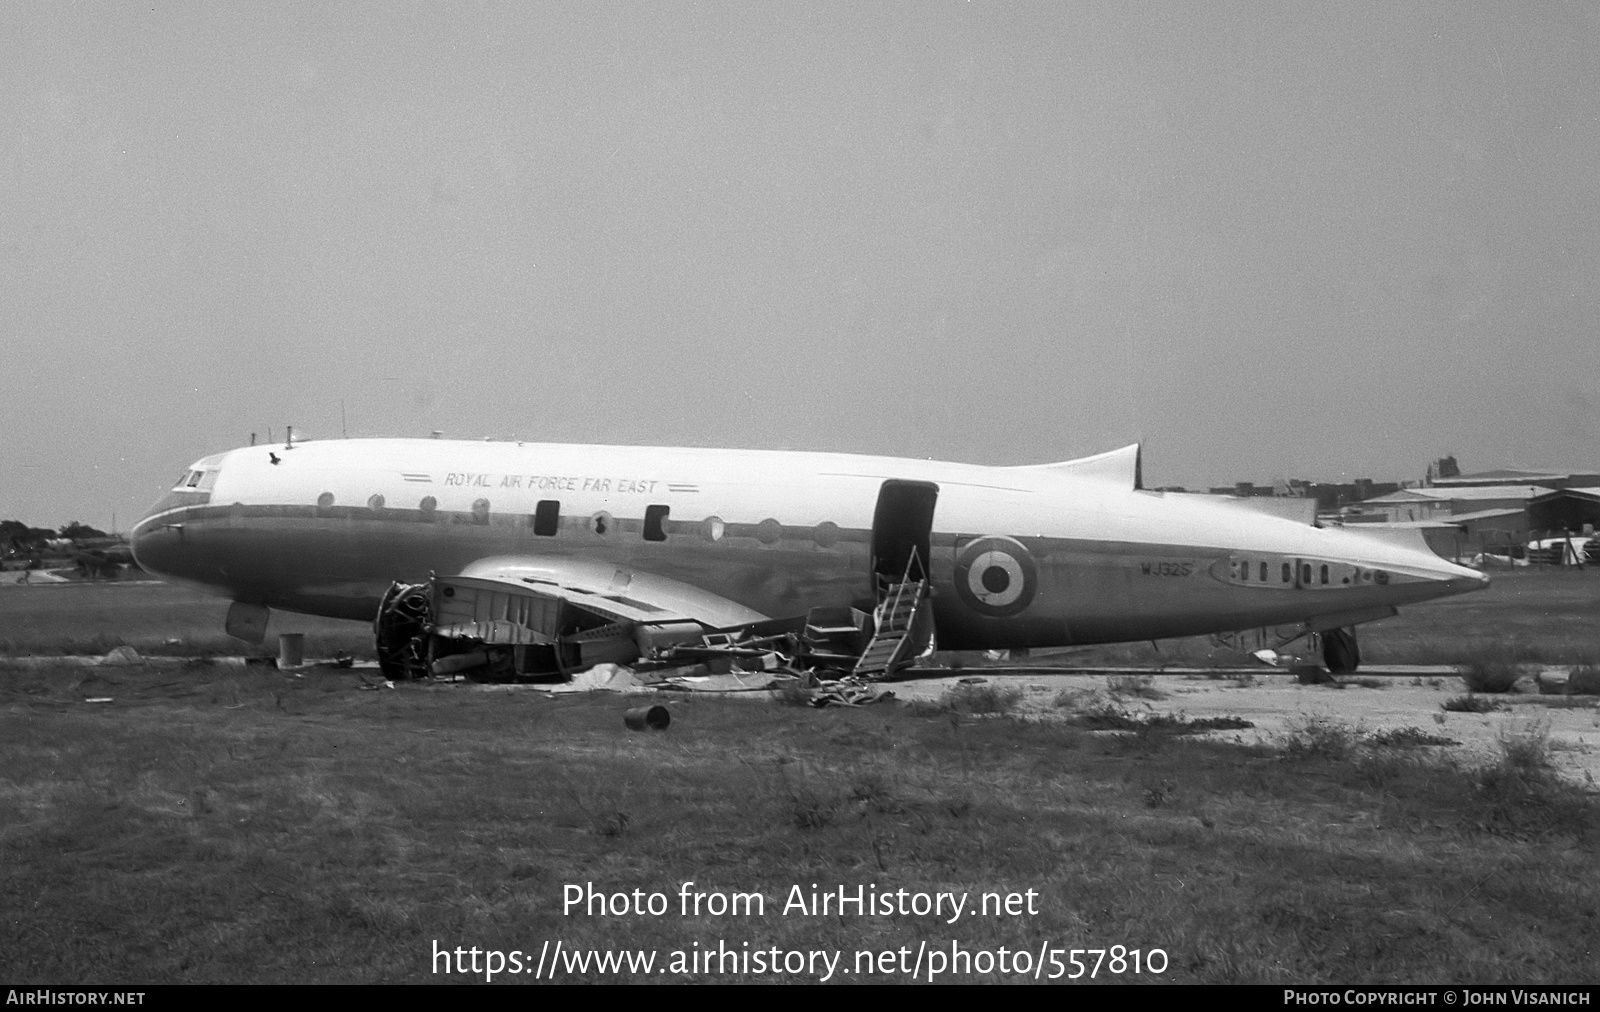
[286,425,293,449]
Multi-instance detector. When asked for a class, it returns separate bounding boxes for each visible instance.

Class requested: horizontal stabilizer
[1006,443,1143,489]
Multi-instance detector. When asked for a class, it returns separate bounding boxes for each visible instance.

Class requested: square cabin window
[643,504,670,542]
[533,500,561,537]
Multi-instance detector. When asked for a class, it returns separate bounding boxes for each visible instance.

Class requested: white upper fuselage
[131,437,1487,648]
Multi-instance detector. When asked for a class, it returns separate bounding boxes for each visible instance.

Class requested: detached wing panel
[431,555,768,645]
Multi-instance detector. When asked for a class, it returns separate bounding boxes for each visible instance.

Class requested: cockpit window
[196,470,218,491]
[184,470,203,488]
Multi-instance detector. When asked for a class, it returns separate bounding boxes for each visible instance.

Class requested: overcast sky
[3,3,1598,528]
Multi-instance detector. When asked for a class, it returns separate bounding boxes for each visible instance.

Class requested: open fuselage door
[855,480,939,678]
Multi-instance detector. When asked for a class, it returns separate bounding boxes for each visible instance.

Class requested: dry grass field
[2,661,1597,984]
[0,582,372,659]
[1,569,1597,984]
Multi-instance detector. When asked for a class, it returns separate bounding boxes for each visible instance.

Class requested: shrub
[945,682,1022,714]
[1441,694,1498,714]
[1079,705,1252,734]
[1052,688,1098,710]
[1107,674,1166,700]
[1455,640,1534,693]
[1496,723,1552,774]
[1461,660,1522,693]
[1566,666,1600,695]
[1471,722,1585,836]
[1280,719,1360,761]
[1368,726,1459,748]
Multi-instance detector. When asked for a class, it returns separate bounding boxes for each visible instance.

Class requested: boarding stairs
[853,555,933,680]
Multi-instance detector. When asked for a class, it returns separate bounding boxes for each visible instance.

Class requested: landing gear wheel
[1322,627,1360,674]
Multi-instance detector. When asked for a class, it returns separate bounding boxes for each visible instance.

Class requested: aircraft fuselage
[131,438,1487,650]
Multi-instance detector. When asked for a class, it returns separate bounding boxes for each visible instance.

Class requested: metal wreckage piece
[371,571,919,702]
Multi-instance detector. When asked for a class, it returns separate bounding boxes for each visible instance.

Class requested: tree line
[2,520,113,556]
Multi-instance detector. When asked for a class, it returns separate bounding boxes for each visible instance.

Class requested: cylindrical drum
[623,705,670,730]
[277,633,306,669]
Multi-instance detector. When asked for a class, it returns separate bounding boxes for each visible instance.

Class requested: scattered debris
[661,670,780,693]
[623,705,671,730]
[1295,665,1337,685]
[371,569,939,687]
[807,683,895,707]
[99,645,142,667]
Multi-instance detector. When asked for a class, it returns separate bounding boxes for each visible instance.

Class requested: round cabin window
[702,516,725,542]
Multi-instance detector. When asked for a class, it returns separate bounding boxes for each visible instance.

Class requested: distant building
[1528,488,1600,534]
[1207,482,1278,498]
[1204,478,1398,511]
[1448,508,1533,558]
[1422,458,1599,490]
[1306,479,1399,511]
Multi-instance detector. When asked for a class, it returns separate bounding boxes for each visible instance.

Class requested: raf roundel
[954,536,1038,618]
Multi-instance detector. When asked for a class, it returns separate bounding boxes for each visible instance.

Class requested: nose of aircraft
[129,495,190,580]
[130,455,227,582]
